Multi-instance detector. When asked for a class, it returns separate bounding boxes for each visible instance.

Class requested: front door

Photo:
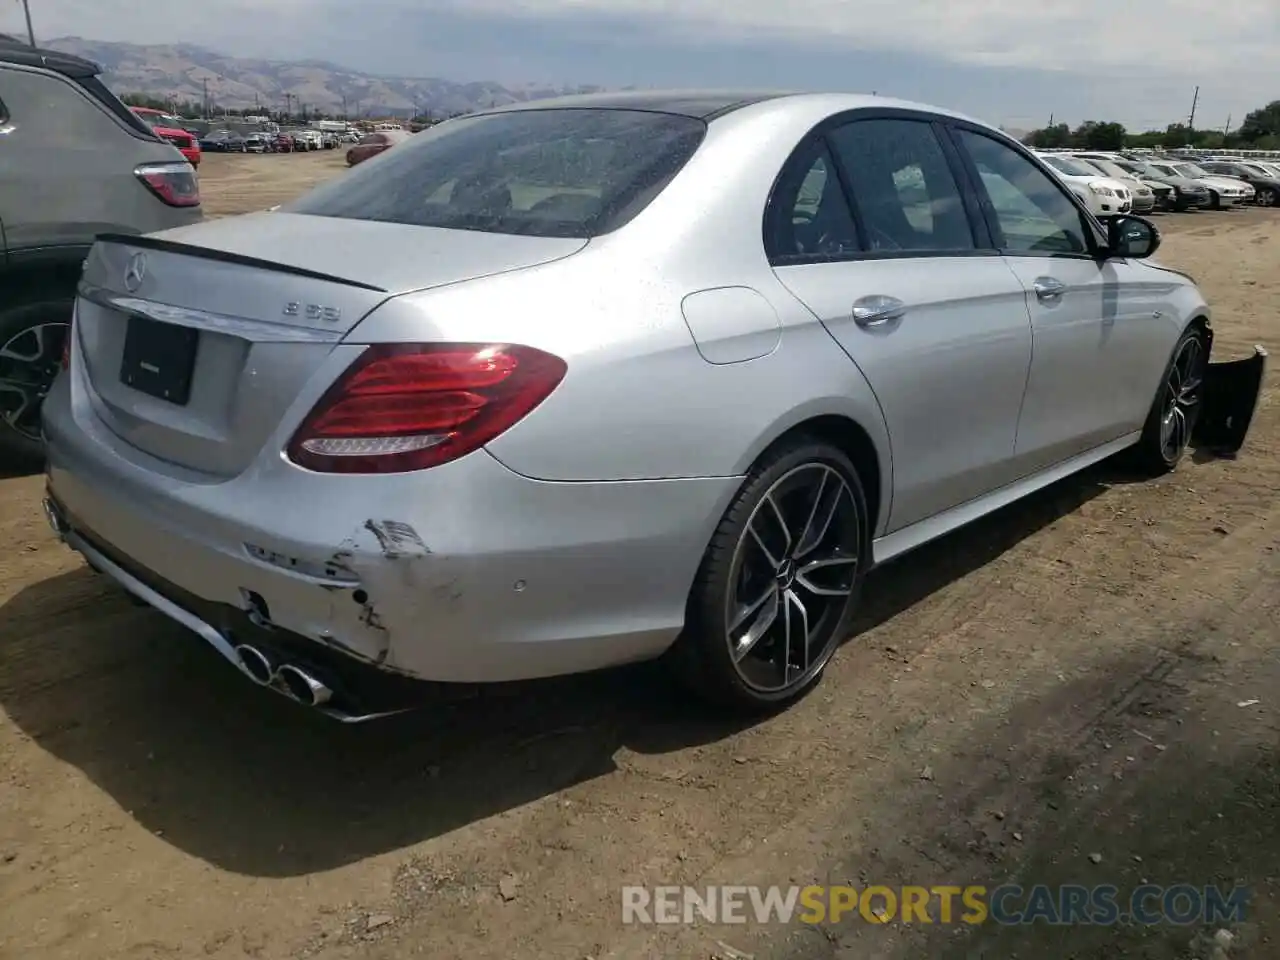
[948,127,1172,474]
[769,116,1033,533]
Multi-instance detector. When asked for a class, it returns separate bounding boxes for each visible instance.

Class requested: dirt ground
[1,152,1277,960]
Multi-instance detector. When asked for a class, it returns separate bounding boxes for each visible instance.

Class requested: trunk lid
[74,214,586,476]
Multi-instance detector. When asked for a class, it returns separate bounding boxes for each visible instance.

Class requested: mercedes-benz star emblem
[123,252,147,292]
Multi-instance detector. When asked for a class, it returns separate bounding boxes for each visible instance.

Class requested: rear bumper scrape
[1194,341,1268,458]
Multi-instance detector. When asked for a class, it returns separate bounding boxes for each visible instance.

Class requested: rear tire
[1257,187,1278,207]
[669,438,869,712]
[1129,325,1208,476]
[0,297,73,464]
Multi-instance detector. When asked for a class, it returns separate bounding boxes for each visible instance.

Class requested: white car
[1034,153,1132,217]
[1146,160,1253,208]
[1065,154,1157,213]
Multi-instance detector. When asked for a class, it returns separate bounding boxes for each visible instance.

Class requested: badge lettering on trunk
[283,302,342,322]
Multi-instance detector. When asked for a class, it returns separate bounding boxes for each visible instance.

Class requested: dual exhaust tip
[234,643,333,708]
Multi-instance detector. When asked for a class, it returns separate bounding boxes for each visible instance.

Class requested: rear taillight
[134,162,201,207]
[287,343,567,474]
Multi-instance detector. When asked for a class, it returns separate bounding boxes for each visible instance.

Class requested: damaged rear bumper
[1195,342,1268,457]
[41,378,739,721]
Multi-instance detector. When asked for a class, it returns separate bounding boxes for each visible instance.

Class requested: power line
[19,0,35,46]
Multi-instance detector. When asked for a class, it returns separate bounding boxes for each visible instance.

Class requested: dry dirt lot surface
[198,149,350,218]
[1,154,1278,960]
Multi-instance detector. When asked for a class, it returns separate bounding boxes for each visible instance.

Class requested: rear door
[769,114,1033,533]
[947,127,1173,474]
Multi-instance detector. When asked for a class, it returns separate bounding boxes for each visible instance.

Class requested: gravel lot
[1,151,1277,960]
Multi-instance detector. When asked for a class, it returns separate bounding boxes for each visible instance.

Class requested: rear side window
[73,75,157,138]
[827,118,976,253]
[289,108,706,238]
[764,140,860,260]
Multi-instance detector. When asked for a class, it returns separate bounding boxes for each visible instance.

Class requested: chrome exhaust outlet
[53,526,402,723]
[275,664,333,707]
[234,644,274,686]
[42,497,69,538]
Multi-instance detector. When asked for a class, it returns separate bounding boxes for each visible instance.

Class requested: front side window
[954,130,1090,256]
[827,118,976,253]
[289,108,706,238]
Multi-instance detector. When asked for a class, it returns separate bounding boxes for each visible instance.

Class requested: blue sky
[7,0,1276,131]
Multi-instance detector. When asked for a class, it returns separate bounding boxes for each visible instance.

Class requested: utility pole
[202,77,209,119]
[1223,114,1231,137]
[1187,85,1199,136]
[19,0,35,46]
[341,95,347,120]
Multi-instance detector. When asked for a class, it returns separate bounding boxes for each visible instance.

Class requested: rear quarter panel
[349,246,893,495]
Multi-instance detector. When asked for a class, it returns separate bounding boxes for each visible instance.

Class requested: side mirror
[1107,215,1161,259]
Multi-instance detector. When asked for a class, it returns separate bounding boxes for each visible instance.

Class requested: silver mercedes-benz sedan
[41,91,1266,721]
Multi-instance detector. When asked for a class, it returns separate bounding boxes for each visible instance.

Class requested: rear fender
[1194,330,1267,457]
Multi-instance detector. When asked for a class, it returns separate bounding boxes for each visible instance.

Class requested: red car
[346,129,409,166]
[130,107,202,167]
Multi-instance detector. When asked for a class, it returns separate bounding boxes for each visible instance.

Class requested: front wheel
[670,439,869,712]
[1257,187,1278,207]
[1130,325,1208,475]
[1208,190,1221,210]
[0,297,73,462]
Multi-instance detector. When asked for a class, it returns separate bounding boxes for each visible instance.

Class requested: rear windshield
[288,108,707,238]
[1040,155,1096,177]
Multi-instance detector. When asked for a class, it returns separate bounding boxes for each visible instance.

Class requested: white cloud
[9,0,1277,79]
[445,0,1277,77]
[4,0,1274,128]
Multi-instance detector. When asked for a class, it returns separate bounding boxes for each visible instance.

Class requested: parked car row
[199,128,361,154]
[1035,149,1279,213]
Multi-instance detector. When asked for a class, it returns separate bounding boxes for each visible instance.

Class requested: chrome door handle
[1033,277,1066,302]
[852,295,906,328]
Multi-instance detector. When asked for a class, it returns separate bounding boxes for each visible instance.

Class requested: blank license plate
[119,315,200,406]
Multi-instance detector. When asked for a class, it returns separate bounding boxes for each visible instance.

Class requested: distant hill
[42,36,602,118]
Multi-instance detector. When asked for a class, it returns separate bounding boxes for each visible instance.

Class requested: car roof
[0,36,100,78]
[473,89,992,127]
[477,89,800,120]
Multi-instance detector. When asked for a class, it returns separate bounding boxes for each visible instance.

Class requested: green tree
[1024,123,1072,148]
[1238,100,1280,142]
[1072,120,1126,151]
